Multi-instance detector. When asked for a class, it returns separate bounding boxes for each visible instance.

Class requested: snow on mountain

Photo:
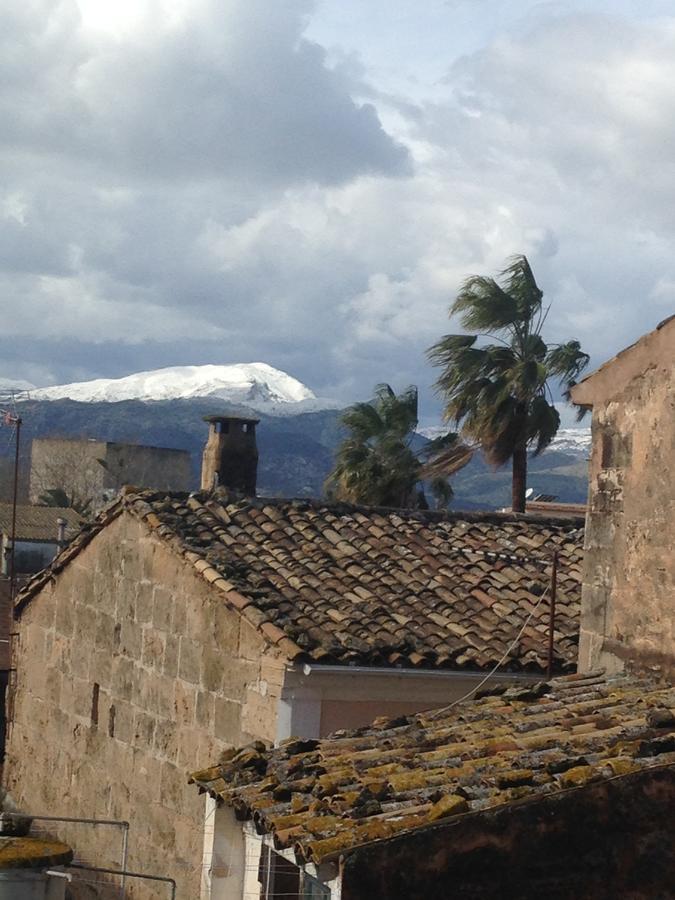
[548,427,591,455]
[418,425,592,456]
[30,364,338,413]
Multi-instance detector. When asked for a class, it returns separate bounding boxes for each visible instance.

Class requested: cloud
[1,2,675,420]
[0,0,409,186]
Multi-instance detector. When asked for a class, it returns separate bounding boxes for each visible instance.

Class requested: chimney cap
[202,414,260,426]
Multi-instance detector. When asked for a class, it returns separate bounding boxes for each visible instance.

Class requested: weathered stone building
[29,437,192,509]
[3,417,584,897]
[571,314,675,676]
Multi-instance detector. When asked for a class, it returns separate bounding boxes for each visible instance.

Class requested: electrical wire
[427,580,551,720]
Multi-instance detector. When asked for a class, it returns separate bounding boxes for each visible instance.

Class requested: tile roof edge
[301,761,675,867]
[182,490,587,529]
[119,490,310,664]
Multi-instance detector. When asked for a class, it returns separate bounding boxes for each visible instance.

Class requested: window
[91,683,100,727]
[258,847,331,899]
[302,873,331,899]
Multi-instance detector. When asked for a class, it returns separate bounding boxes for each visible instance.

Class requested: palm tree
[427,255,589,513]
[325,383,472,508]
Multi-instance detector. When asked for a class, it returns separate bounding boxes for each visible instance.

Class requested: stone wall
[103,444,192,495]
[574,324,674,676]
[29,439,193,507]
[4,513,285,898]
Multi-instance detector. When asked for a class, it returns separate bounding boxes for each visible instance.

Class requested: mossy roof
[189,672,675,864]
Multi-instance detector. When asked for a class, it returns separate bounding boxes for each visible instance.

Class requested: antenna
[0,389,27,603]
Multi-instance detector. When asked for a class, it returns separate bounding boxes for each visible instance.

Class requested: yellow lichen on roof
[189,672,675,864]
[0,836,73,870]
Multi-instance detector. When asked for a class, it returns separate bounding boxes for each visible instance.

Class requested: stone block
[70,642,90,680]
[119,619,142,659]
[200,645,225,693]
[241,687,276,743]
[196,691,214,729]
[136,586,154,624]
[172,596,187,635]
[152,586,174,631]
[213,606,240,654]
[46,667,62,707]
[238,620,264,661]
[219,657,258,702]
[214,696,240,742]
[116,586,136,623]
[133,710,157,750]
[73,676,95,721]
[112,699,134,744]
[153,717,178,762]
[164,633,179,677]
[95,610,116,652]
[112,655,136,702]
[55,594,74,638]
[31,586,56,629]
[174,683,196,736]
[260,653,287,690]
[73,602,97,644]
[92,648,112,688]
[178,637,201,684]
[159,761,186,813]
[142,627,166,670]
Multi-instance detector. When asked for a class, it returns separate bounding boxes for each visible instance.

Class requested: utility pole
[8,414,22,603]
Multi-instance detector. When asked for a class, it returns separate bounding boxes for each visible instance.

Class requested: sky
[1,0,674,420]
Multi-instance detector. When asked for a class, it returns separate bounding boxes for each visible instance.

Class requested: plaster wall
[4,513,285,899]
[575,330,674,676]
[278,668,538,739]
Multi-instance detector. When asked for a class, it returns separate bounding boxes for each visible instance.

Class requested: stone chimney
[200,415,259,495]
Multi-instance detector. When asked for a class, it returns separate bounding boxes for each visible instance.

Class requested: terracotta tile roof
[0,504,81,543]
[17,488,584,673]
[189,672,675,864]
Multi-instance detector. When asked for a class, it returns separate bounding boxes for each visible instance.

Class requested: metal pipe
[3,812,129,829]
[9,416,21,604]
[120,816,129,899]
[299,663,541,682]
[56,517,67,552]
[68,864,176,900]
[2,812,129,898]
[547,551,558,679]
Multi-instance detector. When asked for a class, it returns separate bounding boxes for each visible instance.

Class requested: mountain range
[0,364,590,510]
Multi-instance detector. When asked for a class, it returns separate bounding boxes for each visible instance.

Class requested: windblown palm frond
[326,384,471,508]
[427,254,589,511]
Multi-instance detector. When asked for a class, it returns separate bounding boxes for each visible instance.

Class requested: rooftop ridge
[16,486,585,674]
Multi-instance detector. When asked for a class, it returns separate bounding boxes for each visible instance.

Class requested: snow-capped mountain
[418,424,591,457]
[28,364,338,414]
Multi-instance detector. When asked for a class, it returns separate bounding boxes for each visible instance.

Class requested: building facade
[29,437,192,510]
[571,314,675,676]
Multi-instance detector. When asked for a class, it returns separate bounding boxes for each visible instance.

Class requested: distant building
[29,437,192,509]
[0,503,81,580]
[571,314,675,676]
[0,503,81,760]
